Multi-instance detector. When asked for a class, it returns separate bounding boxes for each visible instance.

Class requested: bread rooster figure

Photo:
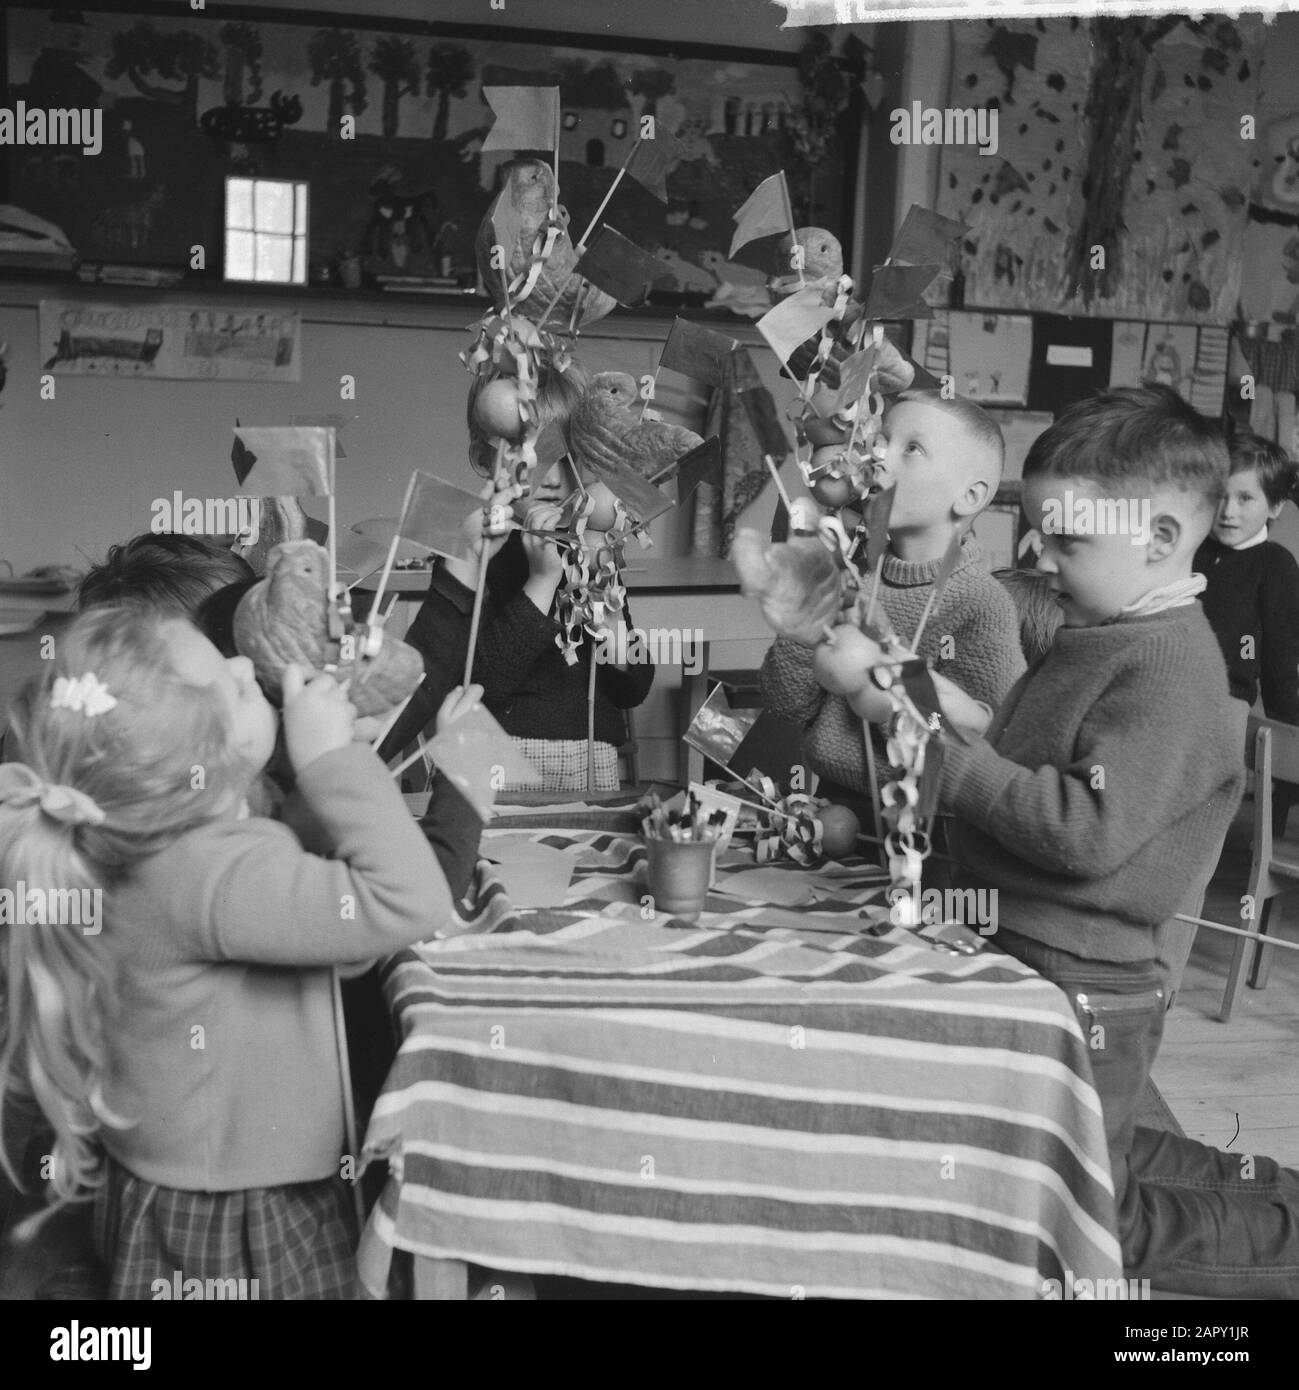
[233,541,423,718]
[769,226,845,299]
[731,529,845,646]
[474,158,616,329]
[569,372,703,481]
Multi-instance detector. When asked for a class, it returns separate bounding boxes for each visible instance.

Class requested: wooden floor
[1153,801,1299,1167]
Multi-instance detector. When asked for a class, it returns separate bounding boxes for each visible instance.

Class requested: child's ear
[953,478,991,519]
[1146,510,1181,561]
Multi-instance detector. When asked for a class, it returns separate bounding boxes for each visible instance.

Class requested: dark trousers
[995,927,1299,1298]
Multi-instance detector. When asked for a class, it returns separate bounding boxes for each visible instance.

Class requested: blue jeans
[995,928,1299,1298]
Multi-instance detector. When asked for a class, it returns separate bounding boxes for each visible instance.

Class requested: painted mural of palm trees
[369,35,420,140]
[220,22,264,107]
[426,44,475,142]
[105,21,219,124]
[308,28,368,137]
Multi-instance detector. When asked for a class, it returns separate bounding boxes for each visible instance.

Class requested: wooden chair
[1220,716,1299,1020]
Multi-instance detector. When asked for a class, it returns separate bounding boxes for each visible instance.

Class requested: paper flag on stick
[863,485,896,575]
[291,414,348,458]
[888,205,971,266]
[628,132,683,202]
[334,530,390,584]
[397,471,486,560]
[730,350,792,460]
[658,317,737,387]
[672,436,723,501]
[731,708,808,785]
[587,456,673,525]
[423,705,540,819]
[684,683,760,769]
[233,427,334,497]
[864,264,943,320]
[534,420,568,469]
[756,288,837,366]
[729,172,793,258]
[907,358,942,392]
[818,347,877,415]
[575,224,664,306]
[480,86,560,152]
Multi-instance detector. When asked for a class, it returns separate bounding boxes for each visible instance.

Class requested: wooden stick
[1173,911,1299,954]
[330,969,367,1233]
[862,723,886,862]
[910,585,941,655]
[366,533,402,624]
[587,651,598,794]
[390,744,427,782]
[763,453,793,512]
[370,689,412,752]
[777,172,804,289]
[576,141,639,249]
[464,541,491,688]
[865,554,885,630]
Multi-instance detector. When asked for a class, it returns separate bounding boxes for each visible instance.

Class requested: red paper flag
[819,348,877,414]
[888,205,971,266]
[575,224,665,306]
[587,456,674,526]
[864,264,943,320]
[729,172,794,258]
[397,471,486,559]
[234,427,334,498]
[480,87,560,152]
[672,437,723,500]
[756,288,837,366]
[658,317,738,387]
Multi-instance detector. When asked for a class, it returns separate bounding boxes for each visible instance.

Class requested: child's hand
[282,663,356,772]
[436,683,484,735]
[520,503,566,581]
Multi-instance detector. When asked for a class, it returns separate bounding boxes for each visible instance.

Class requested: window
[611,117,627,139]
[224,177,308,285]
[562,110,579,131]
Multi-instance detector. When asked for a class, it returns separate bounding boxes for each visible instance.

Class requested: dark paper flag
[575,224,664,306]
[658,317,738,387]
[480,86,559,152]
[424,705,540,818]
[864,264,943,320]
[673,436,723,500]
[534,420,568,469]
[628,132,683,202]
[732,709,809,785]
[757,288,837,366]
[231,419,253,486]
[729,172,793,258]
[863,485,896,575]
[888,205,970,266]
[397,471,485,559]
[819,347,877,415]
[907,356,941,392]
[728,347,791,459]
[234,427,334,498]
[587,457,673,525]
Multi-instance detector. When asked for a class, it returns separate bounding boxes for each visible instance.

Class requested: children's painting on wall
[937,14,1267,323]
[4,5,858,306]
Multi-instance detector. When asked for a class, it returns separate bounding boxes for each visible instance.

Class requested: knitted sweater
[942,604,1244,963]
[101,744,481,1191]
[760,535,1025,791]
[1195,534,1299,721]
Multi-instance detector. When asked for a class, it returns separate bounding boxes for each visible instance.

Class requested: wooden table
[357,806,1121,1300]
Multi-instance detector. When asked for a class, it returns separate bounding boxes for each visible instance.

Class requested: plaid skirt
[93,1157,359,1301]
[509,737,619,793]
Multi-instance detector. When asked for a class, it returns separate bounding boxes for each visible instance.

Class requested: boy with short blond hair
[938,383,1299,1296]
[761,391,1025,796]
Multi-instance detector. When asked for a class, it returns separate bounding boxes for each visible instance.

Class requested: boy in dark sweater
[938,384,1299,1297]
[1195,431,1299,721]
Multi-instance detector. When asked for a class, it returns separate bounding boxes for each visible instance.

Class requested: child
[760,392,1025,797]
[936,384,1299,1297]
[0,605,488,1298]
[78,532,254,615]
[381,364,654,791]
[1195,431,1299,722]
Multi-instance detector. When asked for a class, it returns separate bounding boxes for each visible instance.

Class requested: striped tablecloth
[357,827,1121,1300]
